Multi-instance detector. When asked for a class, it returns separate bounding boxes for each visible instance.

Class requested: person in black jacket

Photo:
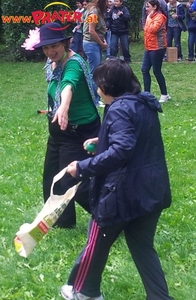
[186,0,196,61]
[167,0,187,61]
[106,0,131,62]
[60,58,173,300]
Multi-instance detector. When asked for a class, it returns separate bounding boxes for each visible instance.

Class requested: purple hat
[34,22,71,49]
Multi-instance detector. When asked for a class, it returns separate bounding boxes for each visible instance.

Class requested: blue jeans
[167,26,182,59]
[70,32,83,53]
[110,34,131,62]
[141,48,167,95]
[188,30,196,59]
[105,30,111,58]
[83,41,102,104]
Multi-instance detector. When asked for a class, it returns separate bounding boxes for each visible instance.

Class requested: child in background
[167,0,187,61]
[186,0,196,60]
[70,0,85,57]
[141,0,170,103]
[60,58,173,300]
[104,0,114,58]
[189,0,196,12]
[141,0,167,28]
[107,0,131,63]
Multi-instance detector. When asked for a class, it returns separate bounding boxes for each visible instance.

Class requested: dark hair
[146,0,164,13]
[87,0,107,15]
[76,0,84,4]
[93,58,141,97]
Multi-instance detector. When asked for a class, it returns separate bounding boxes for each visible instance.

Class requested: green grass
[1,32,196,299]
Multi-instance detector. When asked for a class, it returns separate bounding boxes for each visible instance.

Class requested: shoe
[61,285,104,300]
[177,57,182,61]
[74,293,104,300]
[187,57,195,61]
[61,285,74,300]
[159,94,171,103]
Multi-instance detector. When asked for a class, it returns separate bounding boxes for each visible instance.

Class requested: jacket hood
[113,92,163,113]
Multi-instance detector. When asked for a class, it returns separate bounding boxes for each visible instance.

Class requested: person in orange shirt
[141,0,170,103]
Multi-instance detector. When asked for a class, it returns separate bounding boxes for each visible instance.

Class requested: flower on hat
[21,27,40,51]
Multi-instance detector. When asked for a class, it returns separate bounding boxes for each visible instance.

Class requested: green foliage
[0,0,4,43]
[1,0,76,61]
[125,0,144,41]
[1,0,144,61]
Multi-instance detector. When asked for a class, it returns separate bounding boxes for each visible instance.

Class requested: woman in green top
[34,22,100,228]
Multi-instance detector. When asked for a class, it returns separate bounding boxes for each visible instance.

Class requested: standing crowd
[69,0,194,104]
[20,0,193,299]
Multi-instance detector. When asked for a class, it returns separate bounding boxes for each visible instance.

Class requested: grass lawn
[0,31,196,300]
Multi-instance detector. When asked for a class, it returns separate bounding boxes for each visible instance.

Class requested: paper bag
[14,167,80,258]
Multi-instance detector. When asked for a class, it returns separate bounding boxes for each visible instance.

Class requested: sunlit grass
[0,32,196,299]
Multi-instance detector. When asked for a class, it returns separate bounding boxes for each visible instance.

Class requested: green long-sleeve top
[48,53,98,125]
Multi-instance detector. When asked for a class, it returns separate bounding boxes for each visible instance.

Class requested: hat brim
[34,36,72,49]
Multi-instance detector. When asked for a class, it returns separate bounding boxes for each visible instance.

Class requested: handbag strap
[50,167,80,200]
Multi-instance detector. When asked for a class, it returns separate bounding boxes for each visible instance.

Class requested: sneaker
[74,293,104,300]
[177,57,182,61]
[61,285,104,300]
[159,94,171,103]
[61,285,74,300]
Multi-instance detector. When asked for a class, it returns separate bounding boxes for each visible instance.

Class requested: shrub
[1,0,144,61]
[126,0,144,41]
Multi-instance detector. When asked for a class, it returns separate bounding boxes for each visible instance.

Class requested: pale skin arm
[88,18,107,50]
[52,85,72,130]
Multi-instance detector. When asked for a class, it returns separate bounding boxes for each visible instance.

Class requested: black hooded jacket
[76,92,172,227]
[106,4,131,35]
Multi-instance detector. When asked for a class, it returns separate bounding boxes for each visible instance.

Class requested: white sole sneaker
[159,94,171,103]
[61,285,74,300]
[75,293,104,300]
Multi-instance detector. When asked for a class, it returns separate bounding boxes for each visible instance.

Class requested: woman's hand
[83,137,98,148]
[101,40,108,50]
[52,85,72,130]
[52,105,68,130]
[83,137,98,154]
[67,161,78,177]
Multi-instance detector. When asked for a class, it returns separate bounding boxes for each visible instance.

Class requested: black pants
[43,116,100,228]
[68,211,173,300]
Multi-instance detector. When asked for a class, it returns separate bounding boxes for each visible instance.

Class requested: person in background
[142,0,167,28]
[188,0,196,12]
[107,0,131,63]
[166,0,187,61]
[82,0,88,15]
[186,0,196,61]
[70,0,85,57]
[60,58,173,300]
[82,0,108,104]
[104,0,114,58]
[141,0,170,103]
[33,22,100,228]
